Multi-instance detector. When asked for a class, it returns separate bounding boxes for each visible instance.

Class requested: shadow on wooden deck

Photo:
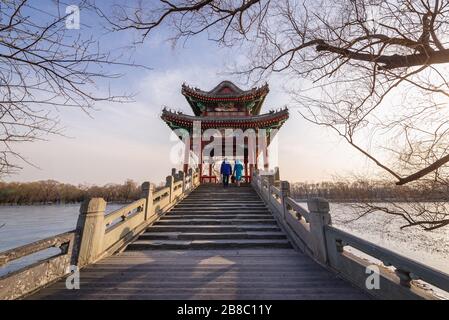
[29,249,370,300]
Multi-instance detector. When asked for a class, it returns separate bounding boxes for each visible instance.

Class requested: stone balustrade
[251,169,449,300]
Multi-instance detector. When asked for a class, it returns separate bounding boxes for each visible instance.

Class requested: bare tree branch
[101,0,449,229]
[0,0,143,176]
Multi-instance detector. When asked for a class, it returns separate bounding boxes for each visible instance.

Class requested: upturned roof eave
[181,82,269,101]
[160,108,289,132]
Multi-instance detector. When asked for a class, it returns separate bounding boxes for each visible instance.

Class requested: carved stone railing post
[179,171,186,193]
[263,174,274,202]
[193,167,200,187]
[274,167,280,186]
[75,198,107,267]
[307,197,332,264]
[166,174,174,203]
[141,181,154,220]
[280,180,290,219]
[252,170,261,193]
[188,168,193,190]
[267,174,275,186]
[171,168,178,181]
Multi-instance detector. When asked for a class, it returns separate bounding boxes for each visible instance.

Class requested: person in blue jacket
[220,158,232,188]
[233,160,244,187]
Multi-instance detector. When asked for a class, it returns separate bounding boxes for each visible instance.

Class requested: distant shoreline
[0,200,135,207]
[1,199,447,207]
[294,198,449,204]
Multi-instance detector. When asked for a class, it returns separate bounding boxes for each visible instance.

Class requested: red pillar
[183,135,190,173]
[199,141,203,183]
[264,132,270,170]
[255,133,259,170]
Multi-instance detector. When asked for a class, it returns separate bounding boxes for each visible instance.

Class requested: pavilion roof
[161,107,288,131]
[181,81,269,116]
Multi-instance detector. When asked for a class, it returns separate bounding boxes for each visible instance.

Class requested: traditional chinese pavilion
[161,81,289,183]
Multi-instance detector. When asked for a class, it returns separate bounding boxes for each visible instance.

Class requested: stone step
[138,231,287,240]
[188,194,260,200]
[146,225,281,233]
[178,198,264,204]
[167,210,271,215]
[185,198,260,201]
[176,201,265,205]
[154,219,277,225]
[191,193,257,195]
[186,200,261,202]
[127,239,292,250]
[171,207,269,211]
[193,188,254,191]
[187,195,259,198]
[161,214,273,220]
[133,184,294,252]
[191,192,258,194]
[182,201,261,204]
[174,205,268,211]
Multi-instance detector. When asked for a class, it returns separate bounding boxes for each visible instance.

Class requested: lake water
[0,204,123,252]
[1,202,448,278]
[0,204,123,277]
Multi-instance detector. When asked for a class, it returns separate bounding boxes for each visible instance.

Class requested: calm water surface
[0,204,122,277]
[0,204,122,252]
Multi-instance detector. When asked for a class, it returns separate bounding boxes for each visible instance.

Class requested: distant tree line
[0,180,143,205]
[290,180,449,202]
[3,178,449,206]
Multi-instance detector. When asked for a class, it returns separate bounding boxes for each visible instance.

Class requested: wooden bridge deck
[28,185,369,300]
[30,249,368,300]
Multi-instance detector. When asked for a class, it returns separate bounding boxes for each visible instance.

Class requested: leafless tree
[0,0,140,176]
[102,0,449,229]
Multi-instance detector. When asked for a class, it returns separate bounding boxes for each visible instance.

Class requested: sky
[4,1,377,186]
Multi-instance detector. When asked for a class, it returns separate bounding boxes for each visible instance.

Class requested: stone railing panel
[325,225,449,299]
[103,199,146,252]
[152,186,171,214]
[0,231,75,300]
[104,199,146,227]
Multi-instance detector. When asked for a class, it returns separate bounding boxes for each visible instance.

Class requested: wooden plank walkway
[29,249,368,300]
[28,185,369,300]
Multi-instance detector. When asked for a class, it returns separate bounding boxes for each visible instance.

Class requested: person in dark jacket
[220,159,233,187]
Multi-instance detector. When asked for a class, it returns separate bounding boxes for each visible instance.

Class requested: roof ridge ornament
[181,80,269,116]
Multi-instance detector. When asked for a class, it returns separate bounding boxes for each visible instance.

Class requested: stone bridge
[1,168,448,300]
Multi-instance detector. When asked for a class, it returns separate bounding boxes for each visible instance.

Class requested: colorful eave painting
[161,108,289,132]
[181,81,269,116]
